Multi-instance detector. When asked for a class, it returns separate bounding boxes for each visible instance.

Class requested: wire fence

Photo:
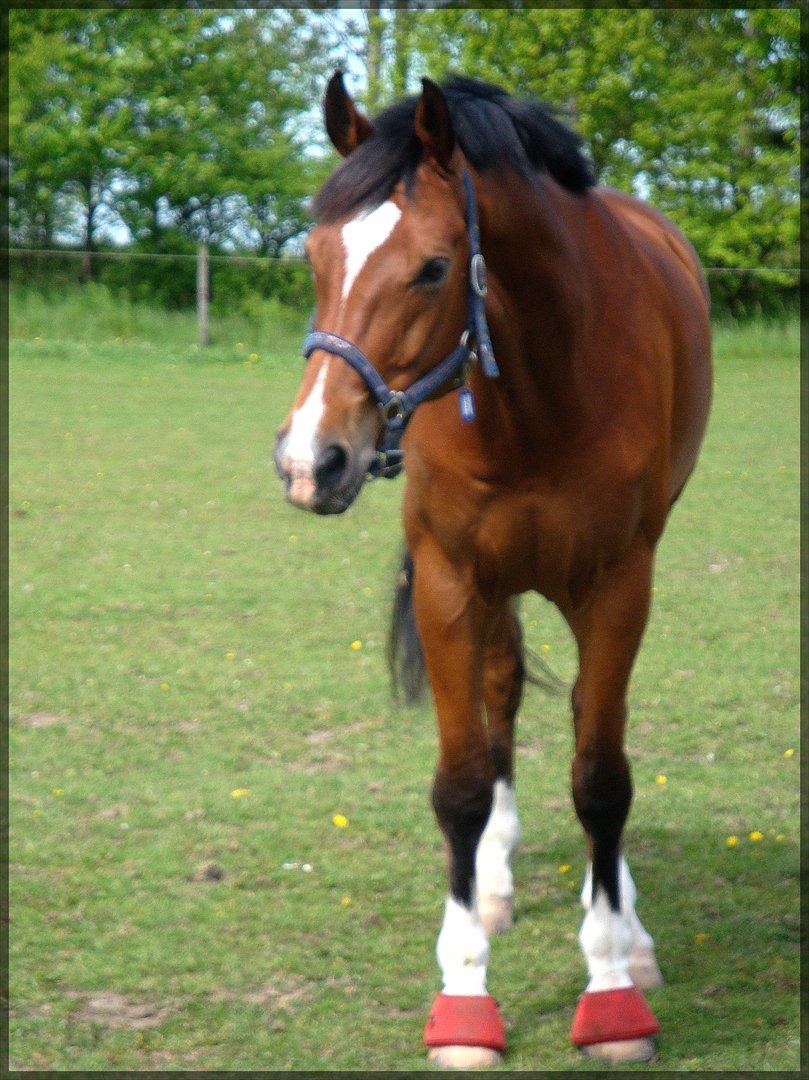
[8,245,802,272]
[9,245,801,336]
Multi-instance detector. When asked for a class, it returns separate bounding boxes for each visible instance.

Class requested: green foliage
[8,290,799,1070]
[406,8,800,312]
[9,11,331,253]
[9,9,800,314]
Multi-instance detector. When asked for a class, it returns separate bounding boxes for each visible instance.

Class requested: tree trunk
[365,3,386,113]
[80,179,97,283]
[391,9,413,96]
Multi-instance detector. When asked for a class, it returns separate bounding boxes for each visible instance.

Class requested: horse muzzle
[274,432,366,515]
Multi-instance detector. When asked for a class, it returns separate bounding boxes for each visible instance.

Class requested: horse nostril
[314,443,349,494]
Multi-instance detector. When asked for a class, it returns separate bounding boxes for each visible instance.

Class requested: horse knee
[432,764,494,904]
[571,748,632,835]
[572,749,632,906]
[432,764,494,838]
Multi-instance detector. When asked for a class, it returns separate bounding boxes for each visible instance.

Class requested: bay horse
[274,73,712,1068]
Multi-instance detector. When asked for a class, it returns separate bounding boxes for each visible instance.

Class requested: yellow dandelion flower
[225,650,236,660]
[726,835,738,847]
[694,932,710,943]
[248,352,259,361]
[230,788,251,799]
[656,774,667,785]
[288,534,298,543]
[784,748,795,758]
[558,864,571,874]
[748,830,763,842]
[350,640,363,651]
[52,787,64,796]
[340,895,352,906]
[283,681,293,690]
[332,813,349,828]
[160,682,170,691]
[362,586,373,597]
[540,643,550,653]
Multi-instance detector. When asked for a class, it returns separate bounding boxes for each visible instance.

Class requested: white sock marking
[476,780,520,903]
[340,200,402,303]
[578,857,656,992]
[618,856,656,955]
[283,360,329,469]
[436,896,489,996]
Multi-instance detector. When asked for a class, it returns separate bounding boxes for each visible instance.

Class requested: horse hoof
[628,949,664,989]
[424,993,506,1069]
[571,986,659,1061]
[581,1037,657,1063]
[478,894,514,935]
[428,1045,503,1069]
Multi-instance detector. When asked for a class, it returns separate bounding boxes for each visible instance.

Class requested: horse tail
[387,548,427,704]
[388,548,567,705]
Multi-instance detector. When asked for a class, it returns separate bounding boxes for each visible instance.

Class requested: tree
[10,10,139,272]
[410,7,800,291]
[10,10,333,255]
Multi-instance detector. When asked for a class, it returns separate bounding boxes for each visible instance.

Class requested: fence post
[197,243,209,346]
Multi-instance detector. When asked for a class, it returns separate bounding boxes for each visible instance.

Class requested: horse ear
[414,77,455,170]
[324,71,373,157]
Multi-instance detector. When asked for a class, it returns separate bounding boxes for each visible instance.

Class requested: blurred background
[9,7,800,322]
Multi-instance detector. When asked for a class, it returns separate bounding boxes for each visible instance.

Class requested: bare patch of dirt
[284,752,350,774]
[209,973,313,1012]
[305,721,368,745]
[96,803,129,820]
[16,711,70,729]
[70,990,175,1030]
[192,860,225,882]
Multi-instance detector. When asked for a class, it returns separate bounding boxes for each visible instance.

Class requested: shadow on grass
[503,823,798,1069]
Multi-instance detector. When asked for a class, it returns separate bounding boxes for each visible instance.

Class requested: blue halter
[302,170,498,479]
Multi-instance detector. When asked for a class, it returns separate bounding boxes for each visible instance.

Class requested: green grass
[9,288,799,1071]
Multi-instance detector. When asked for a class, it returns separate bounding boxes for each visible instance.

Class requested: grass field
[9,287,799,1071]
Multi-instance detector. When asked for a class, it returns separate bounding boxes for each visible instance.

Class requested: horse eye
[413,257,450,288]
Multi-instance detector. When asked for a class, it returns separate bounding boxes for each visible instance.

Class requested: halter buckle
[470,253,488,298]
[379,391,407,426]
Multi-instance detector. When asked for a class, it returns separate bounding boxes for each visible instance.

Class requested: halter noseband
[301,170,498,480]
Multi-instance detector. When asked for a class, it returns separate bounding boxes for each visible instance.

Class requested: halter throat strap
[301,169,498,479]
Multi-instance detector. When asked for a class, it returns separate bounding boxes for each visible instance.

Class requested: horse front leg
[566,541,662,1063]
[476,601,524,935]
[413,541,506,1069]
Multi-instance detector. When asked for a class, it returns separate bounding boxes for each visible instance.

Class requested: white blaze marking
[284,360,329,468]
[476,780,520,904]
[436,896,489,996]
[340,200,401,302]
[578,857,656,992]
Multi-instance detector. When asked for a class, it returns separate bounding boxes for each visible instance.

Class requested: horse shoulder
[592,186,709,305]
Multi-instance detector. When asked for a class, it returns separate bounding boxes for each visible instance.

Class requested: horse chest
[423,474,644,609]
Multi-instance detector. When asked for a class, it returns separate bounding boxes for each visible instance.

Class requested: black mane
[312,75,595,222]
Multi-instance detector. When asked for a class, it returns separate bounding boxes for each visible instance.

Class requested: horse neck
[475,171,591,435]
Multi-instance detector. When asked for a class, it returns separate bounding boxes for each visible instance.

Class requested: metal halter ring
[379,391,407,425]
[470,252,488,298]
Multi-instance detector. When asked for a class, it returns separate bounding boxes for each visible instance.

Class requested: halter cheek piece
[301,170,498,480]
